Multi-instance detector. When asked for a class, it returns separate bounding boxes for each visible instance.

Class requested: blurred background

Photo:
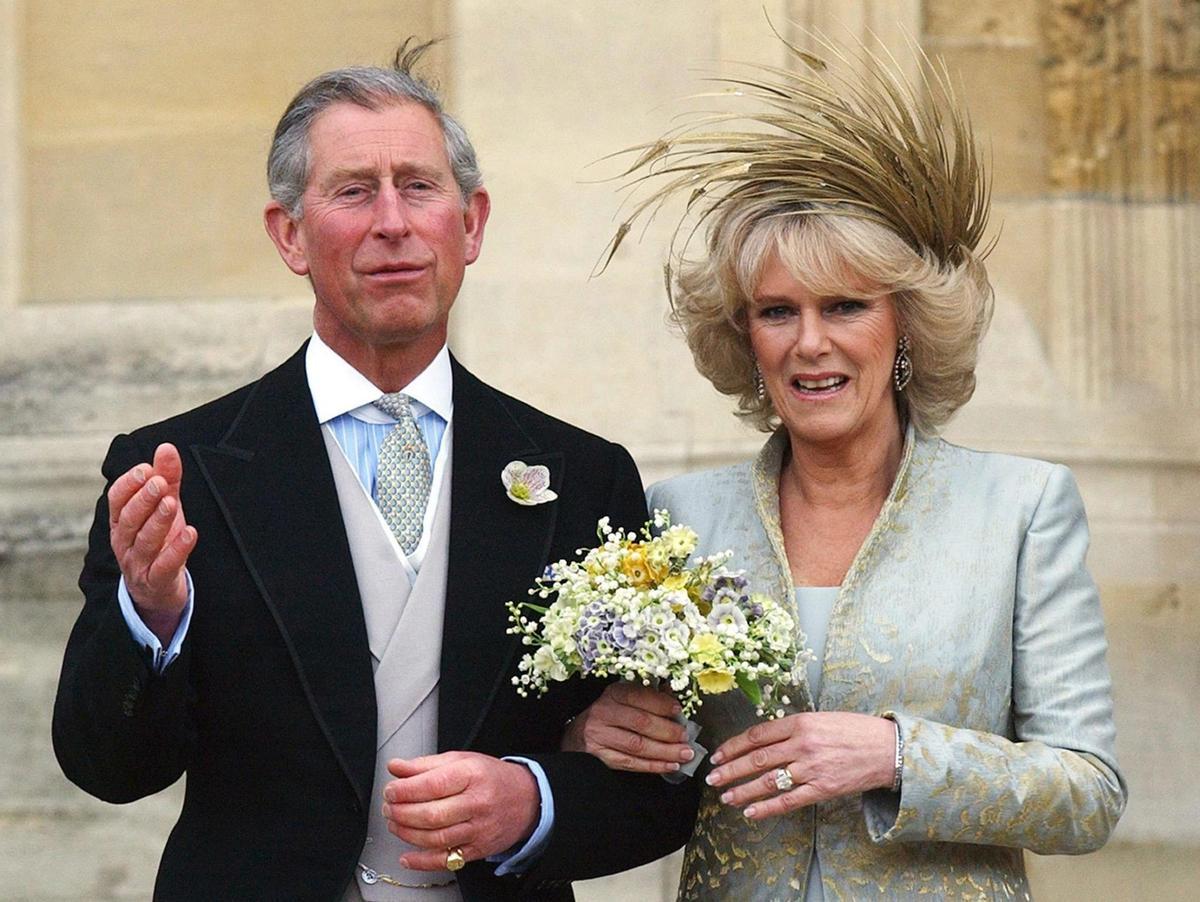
[1,1,1196,898]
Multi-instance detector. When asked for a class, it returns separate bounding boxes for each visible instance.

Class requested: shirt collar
[305,332,454,425]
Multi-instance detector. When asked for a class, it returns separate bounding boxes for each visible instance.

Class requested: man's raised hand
[108,443,196,643]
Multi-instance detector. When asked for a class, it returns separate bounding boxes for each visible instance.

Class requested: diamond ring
[446,847,466,872]
[774,766,795,792]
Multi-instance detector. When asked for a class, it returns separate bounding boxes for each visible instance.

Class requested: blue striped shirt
[326,403,447,500]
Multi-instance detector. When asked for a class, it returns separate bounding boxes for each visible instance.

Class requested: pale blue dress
[647,426,1125,900]
[794,586,838,902]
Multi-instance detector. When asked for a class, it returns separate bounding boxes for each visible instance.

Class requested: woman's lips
[790,374,849,396]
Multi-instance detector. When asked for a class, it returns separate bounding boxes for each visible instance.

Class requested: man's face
[266,100,489,374]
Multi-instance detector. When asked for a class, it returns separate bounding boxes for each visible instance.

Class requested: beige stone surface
[1,0,20,308]
[932,44,1048,198]
[19,0,444,304]
[925,0,1040,43]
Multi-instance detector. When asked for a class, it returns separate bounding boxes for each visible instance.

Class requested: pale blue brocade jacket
[646,428,1127,901]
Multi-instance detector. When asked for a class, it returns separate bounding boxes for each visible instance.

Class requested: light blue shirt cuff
[488,757,554,876]
[117,571,194,673]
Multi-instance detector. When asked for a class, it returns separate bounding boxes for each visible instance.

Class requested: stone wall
[2,1,1196,898]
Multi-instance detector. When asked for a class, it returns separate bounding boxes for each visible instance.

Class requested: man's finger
[107,464,151,530]
[386,753,461,779]
[153,443,184,493]
[145,526,197,590]
[399,843,477,873]
[384,764,469,805]
[384,807,469,849]
[132,496,178,560]
[113,476,170,558]
[383,794,465,832]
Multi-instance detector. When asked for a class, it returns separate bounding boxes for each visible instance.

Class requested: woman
[565,37,1126,900]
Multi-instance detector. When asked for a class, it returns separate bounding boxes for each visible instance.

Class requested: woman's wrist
[882,712,904,792]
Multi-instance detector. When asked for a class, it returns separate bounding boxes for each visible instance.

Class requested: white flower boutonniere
[502,461,558,506]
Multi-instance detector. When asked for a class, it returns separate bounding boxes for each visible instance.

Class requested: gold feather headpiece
[600,28,991,281]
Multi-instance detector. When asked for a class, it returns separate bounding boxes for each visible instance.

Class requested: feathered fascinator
[599,26,991,281]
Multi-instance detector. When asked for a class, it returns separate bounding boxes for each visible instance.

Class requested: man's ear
[462,188,490,266]
[264,202,310,276]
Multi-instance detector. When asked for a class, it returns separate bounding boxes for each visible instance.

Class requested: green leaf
[736,672,762,707]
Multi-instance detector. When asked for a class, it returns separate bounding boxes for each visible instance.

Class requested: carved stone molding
[1040,1,1199,405]
[1043,0,1198,202]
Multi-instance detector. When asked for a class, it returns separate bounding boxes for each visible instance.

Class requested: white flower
[502,461,558,506]
[533,645,569,682]
[708,602,749,636]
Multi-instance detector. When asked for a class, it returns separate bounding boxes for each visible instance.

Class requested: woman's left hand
[706,712,896,820]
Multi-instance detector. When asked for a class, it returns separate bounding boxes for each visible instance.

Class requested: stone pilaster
[0,0,21,309]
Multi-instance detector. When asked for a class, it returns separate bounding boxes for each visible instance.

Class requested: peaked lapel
[439,359,562,751]
[190,344,376,809]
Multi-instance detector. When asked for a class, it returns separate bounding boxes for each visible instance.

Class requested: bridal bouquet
[507,510,808,717]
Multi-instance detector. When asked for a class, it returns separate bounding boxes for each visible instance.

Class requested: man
[53,40,697,901]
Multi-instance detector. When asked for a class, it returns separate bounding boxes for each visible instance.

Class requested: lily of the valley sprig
[502,461,557,506]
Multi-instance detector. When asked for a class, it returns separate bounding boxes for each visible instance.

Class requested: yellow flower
[697,668,736,694]
[661,572,688,592]
[689,632,723,666]
[664,525,698,558]
[645,545,671,582]
[621,547,654,588]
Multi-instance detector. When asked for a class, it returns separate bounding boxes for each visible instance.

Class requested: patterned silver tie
[372,393,432,555]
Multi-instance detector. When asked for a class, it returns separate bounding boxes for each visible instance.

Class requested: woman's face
[748,251,902,451]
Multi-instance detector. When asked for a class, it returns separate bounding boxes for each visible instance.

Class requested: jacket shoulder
[647,461,755,521]
[119,347,305,450]
[921,438,1081,522]
[931,438,1064,484]
[461,370,628,458]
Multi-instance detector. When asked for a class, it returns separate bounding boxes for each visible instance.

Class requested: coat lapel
[190,344,376,809]
[439,359,562,751]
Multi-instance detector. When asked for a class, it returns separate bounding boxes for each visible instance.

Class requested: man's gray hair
[267,38,482,217]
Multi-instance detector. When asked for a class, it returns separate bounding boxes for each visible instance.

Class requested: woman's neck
[782,416,905,512]
[778,414,907,587]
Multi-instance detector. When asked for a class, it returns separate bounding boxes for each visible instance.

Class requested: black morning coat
[54,344,700,901]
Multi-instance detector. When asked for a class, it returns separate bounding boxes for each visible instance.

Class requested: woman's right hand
[562,683,696,774]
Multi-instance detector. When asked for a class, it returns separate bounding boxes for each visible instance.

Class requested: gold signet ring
[446,848,466,872]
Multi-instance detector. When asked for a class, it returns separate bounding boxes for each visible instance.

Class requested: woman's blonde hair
[673,200,993,435]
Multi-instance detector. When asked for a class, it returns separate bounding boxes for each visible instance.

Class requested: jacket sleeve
[52,432,195,804]
[519,441,701,883]
[862,464,1127,853]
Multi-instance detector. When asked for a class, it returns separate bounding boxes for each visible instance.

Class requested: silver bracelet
[887,714,904,793]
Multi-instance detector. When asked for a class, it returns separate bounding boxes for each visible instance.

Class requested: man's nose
[372,188,410,238]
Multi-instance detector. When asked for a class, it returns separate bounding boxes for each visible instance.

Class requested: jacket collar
[439,356,562,751]
[190,342,377,808]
